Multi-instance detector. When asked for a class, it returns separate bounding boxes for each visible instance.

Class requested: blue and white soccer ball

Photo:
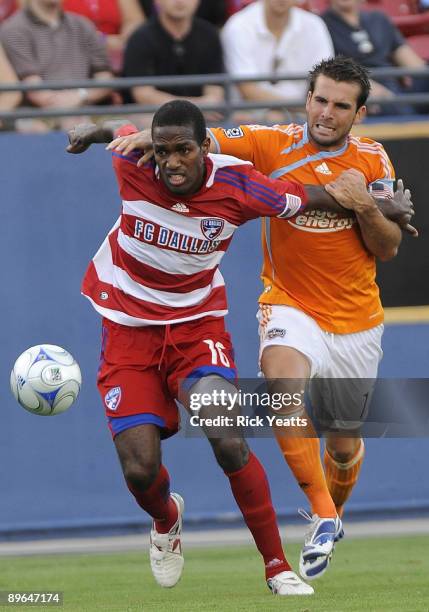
[10,344,82,416]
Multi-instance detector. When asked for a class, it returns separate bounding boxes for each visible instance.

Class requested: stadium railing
[0,67,429,123]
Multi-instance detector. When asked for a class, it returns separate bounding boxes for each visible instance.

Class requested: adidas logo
[315,162,332,175]
[171,202,189,213]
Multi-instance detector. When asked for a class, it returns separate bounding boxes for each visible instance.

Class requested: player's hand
[106,129,153,166]
[378,179,418,237]
[66,124,98,154]
[325,169,372,210]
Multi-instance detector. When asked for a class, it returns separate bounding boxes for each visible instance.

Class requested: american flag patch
[369,179,394,199]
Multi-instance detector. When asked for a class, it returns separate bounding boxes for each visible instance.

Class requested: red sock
[126,464,178,534]
[225,452,291,579]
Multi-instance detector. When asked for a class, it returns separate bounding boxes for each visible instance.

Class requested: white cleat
[298,510,343,581]
[267,570,314,596]
[149,492,184,588]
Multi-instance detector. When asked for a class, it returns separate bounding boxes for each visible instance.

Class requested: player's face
[156,0,199,20]
[306,75,366,150]
[153,125,210,196]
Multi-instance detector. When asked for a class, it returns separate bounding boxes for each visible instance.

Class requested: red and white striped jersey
[82,126,307,326]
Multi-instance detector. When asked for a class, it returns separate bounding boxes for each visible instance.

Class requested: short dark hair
[308,56,371,109]
[152,100,207,145]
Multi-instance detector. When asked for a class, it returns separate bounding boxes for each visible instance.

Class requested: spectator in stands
[323,0,428,114]
[123,0,225,118]
[63,0,144,71]
[0,0,113,131]
[138,0,228,27]
[221,0,334,118]
[0,42,22,129]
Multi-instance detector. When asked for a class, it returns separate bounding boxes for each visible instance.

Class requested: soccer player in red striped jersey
[67,100,366,597]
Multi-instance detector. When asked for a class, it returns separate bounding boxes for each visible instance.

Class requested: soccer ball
[10,344,82,416]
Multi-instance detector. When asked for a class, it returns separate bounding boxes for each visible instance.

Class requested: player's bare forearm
[325,170,417,237]
[304,185,350,213]
[67,120,129,154]
[355,203,402,261]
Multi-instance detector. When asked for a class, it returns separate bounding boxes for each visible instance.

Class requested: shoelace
[298,508,314,523]
[270,572,302,587]
[298,508,321,543]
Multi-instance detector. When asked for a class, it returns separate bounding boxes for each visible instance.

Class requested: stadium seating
[364,0,417,15]
[407,32,429,58]
[304,0,429,37]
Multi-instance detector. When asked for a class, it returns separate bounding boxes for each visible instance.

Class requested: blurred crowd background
[1,0,429,132]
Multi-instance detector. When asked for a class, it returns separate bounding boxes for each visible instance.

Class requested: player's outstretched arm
[67,121,129,154]
[303,185,350,214]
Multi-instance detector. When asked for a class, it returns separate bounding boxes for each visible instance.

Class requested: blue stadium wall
[1,132,428,536]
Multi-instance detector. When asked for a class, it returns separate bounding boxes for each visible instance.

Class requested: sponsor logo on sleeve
[223,127,244,139]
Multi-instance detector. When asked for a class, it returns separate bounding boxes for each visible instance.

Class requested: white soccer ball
[10,344,82,416]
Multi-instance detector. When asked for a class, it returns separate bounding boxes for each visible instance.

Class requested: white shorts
[258,305,384,430]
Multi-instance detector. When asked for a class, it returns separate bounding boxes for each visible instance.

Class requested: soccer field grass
[0,535,428,611]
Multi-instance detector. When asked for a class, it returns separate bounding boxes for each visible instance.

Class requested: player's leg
[184,374,313,596]
[259,305,341,580]
[324,434,364,518]
[170,317,313,595]
[262,345,341,581]
[262,344,336,519]
[114,424,178,532]
[320,324,383,518]
[114,423,184,588]
[98,319,184,588]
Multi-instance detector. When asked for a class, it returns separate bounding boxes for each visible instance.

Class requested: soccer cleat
[298,510,343,581]
[149,492,184,588]
[267,570,314,595]
[335,519,345,543]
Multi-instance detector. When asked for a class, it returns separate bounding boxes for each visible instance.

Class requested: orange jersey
[209,124,395,333]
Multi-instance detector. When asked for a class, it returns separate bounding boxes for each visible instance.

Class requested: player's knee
[211,437,249,472]
[327,438,361,463]
[123,459,160,491]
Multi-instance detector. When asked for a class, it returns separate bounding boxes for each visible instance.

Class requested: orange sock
[274,420,337,518]
[324,440,365,517]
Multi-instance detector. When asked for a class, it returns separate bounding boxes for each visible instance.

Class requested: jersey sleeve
[235,165,308,223]
[208,126,258,162]
[208,125,286,176]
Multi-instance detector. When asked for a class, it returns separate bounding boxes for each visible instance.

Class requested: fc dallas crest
[200,218,224,240]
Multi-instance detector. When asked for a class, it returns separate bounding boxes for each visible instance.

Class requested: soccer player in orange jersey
[207,57,411,580]
[105,57,415,582]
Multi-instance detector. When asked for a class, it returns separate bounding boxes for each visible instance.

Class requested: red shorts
[97,316,237,439]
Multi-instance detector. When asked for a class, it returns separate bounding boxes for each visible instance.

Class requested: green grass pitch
[0,535,428,611]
